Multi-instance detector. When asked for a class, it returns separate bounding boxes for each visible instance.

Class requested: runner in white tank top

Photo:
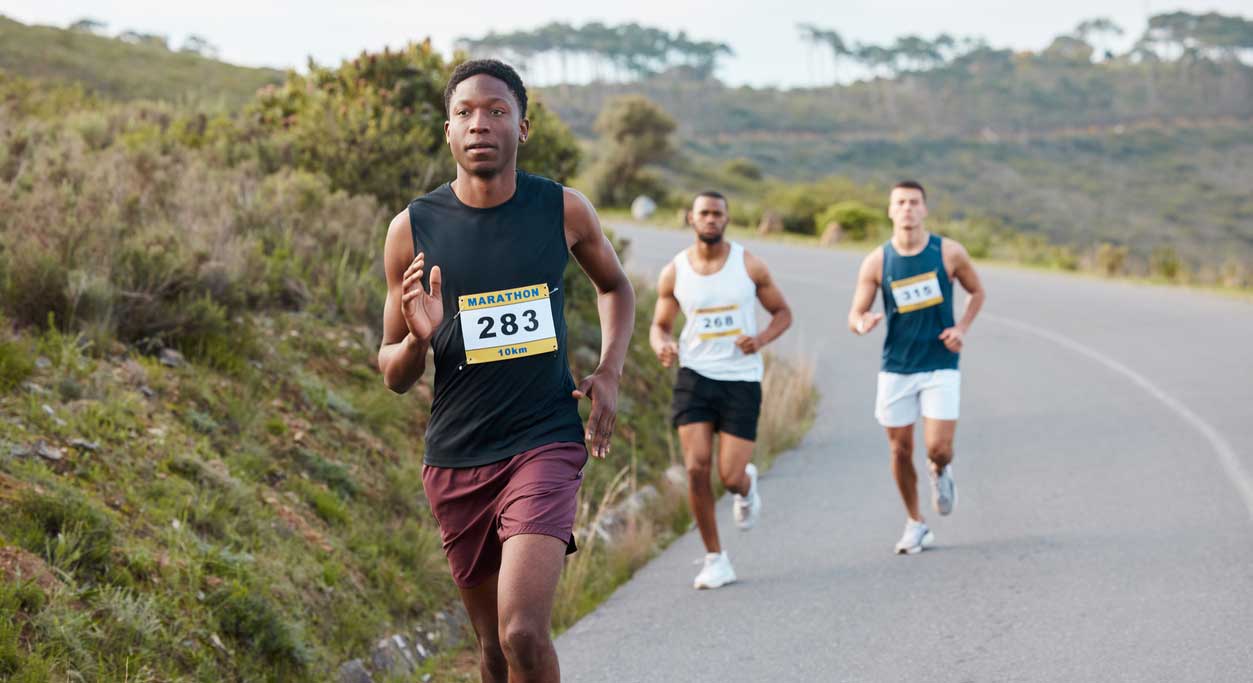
[673,241,764,383]
[650,191,793,589]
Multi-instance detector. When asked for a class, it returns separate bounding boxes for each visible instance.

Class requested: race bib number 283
[458,284,558,365]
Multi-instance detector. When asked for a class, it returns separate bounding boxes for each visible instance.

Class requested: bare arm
[737,250,792,354]
[565,187,636,459]
[848,247,884,335]
[649,263,681,367]
[377,210,442,393]
[939,239,986,352]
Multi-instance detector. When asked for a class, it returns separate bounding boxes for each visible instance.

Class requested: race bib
[693,304,745,341]
[458,284,558,365]
[890,272,944,313]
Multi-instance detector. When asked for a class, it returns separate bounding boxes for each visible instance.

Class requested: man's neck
[451,166,517,209]
[691,239,730,264]
[891,226,929,256]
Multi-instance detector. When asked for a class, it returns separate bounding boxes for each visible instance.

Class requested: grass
[551,352,818,633]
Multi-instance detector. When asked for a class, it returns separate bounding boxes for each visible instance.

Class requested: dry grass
[550,352,818,633]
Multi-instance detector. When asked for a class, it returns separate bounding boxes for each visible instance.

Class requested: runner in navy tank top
[377,60,635,683]
[847,180,986,555]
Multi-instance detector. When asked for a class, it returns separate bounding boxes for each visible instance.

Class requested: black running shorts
[671,367,762,441]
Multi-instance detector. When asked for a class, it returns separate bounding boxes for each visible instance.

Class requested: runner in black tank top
[377,60,635,683]
[847,180,986,556]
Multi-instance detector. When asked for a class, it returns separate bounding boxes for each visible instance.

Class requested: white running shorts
[875,369,961,427]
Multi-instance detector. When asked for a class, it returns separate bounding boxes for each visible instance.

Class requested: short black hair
[892,180,927,202]
[444,59,528,118]
[693,190,729,209]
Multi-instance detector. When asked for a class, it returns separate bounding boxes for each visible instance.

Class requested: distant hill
[0,15,282,107]
[539,56,1253,265]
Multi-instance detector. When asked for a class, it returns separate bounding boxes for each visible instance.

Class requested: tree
[68,18,106,34]
[1075,18,1124,61]
[181,34,220,59]
[587,96,675,207]
[797,24,850,83]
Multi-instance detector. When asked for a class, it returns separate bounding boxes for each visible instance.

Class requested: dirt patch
[0,545,64,594]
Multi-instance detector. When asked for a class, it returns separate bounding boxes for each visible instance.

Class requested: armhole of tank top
[407,201,421,259]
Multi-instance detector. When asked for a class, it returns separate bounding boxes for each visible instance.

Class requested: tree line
[455,21,733,82]
[798,11,1253,83]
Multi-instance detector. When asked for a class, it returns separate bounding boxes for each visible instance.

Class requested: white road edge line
[986,312,1253,522]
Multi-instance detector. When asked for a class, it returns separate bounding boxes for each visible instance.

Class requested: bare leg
[497,534,567,683]
[679,422,720,553]
[716,432,755,496]
[923,418,957,473]
[458,577,507,683]
[885,425,922,522]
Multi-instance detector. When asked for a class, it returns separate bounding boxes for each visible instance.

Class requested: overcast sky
[4,1,1248,87]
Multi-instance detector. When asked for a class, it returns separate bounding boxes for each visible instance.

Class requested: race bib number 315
[458,284,558,365]
[890,272,944,313]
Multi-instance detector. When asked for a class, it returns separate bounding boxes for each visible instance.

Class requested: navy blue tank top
[880,233,959,374]
[408,171,585,467]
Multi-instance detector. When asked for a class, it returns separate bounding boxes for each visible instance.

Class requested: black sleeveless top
[408,171,584,467]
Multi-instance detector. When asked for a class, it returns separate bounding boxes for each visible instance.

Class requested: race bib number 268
[458,284,558,365]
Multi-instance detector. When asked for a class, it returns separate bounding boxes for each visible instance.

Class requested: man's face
[690,196,729,245]
[444,74,529,179]
[888,187,928,230]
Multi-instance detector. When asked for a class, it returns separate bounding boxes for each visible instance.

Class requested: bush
[0,339,35,392]
[1095,243,1129,276]
[815,200,887,242]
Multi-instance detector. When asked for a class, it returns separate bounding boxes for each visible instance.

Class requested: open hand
[401,252,443,342]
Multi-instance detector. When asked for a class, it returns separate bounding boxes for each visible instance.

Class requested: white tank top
[673,241,764,382]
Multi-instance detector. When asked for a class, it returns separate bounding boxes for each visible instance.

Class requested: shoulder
[940,236,971,263]
[561,185,601,246]
[658,261,677,292]
[383,209,414,273]
[741,247,771,283]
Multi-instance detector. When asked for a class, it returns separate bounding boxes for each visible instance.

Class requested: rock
[758,210,783,235]
[573,346,600,369]
[139,385,156,399]
[371,634,417,676]
[336,659,373,683]
[21,381,47,395]
[41,404,56,417]
[664,464,688,490]
[158,348,185,368]
[34,440,64,462]
[621,485,660,515]
[34,357,51,370]
[630,195,657,221]
[820,222,844,247]
[69,439,100,453]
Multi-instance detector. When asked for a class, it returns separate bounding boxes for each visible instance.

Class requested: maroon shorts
[422,442,588,588]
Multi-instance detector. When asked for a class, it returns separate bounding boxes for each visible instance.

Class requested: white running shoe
[894,519,935,555]
[733,463,761,530]
[931,464,956,516]
[693,552,737,589]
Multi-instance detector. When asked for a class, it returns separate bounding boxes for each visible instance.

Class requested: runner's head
[689,191,730,245]
[888,180,928,232]
[444,59,530,179]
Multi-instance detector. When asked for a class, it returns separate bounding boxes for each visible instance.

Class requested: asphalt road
[555,222,1253,682]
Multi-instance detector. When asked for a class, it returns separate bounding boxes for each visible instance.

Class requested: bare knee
[719,467,747,493]
[686,457,712,488]
[889,441,913,464]
[928,442,953,467]
[500,618,550,673]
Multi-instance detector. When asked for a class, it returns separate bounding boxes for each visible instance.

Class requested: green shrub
[211,583,311,672]
[0,339,35,392]
[815,200,887,241]
[8,488,116,585]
